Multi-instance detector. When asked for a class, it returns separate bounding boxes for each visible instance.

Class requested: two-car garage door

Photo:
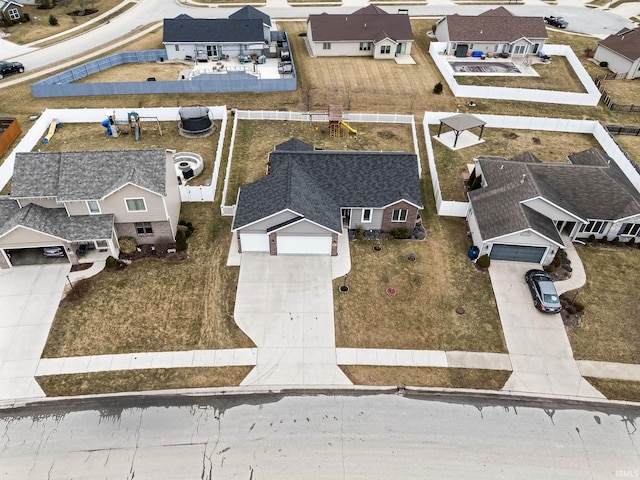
[239,233,332,255]
[489,244,546,264]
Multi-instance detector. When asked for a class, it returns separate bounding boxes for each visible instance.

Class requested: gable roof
[0,0,22,12]
[441,7,547,43]
[163,15,266,43]
[0,203,114,242]
[598,28,640,62]
[11,149,167,202]
[469,150,640,242]
[229,6,271,27]
[308,6,413,43]
[233,139,422,232]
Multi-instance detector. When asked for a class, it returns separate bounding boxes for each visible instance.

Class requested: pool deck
[446,55,545,77]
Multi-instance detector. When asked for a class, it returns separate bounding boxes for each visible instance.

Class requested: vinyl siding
[164,151,181,240]
[521,198,580,222]
[0,225,66,247]
[240,210,299,233]
[277,219,333,235]
[102,184,168,223]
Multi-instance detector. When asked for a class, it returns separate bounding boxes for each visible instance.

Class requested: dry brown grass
[75,62,185,82]
[430,127,602,201]
[35,121,221,186]
[584,377,640,403]
[456,56,586,93]
[4,0,123,45]
[341,366,510,389]
[614,135,640,163]
[334,215,506,353]
[600,79,640,106]
[42,203,254,357]
[566,245,640,364]
[225,120,415,204]
[36,366,253,396]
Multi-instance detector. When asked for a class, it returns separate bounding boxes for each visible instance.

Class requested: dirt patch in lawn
[341,366,510,390]
[36,366,253,396]
[566,244,640,364]
[429,127,603,201]
[43,203,254,357]
[225,120,415,205]
[584,377,640,403]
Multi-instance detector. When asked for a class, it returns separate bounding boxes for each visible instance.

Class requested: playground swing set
[101,111,162,141]
[327,105,357,139]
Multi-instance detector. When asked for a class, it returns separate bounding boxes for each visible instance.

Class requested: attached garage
[489,244,546,263]
[277,235,332,255]
[240,233,270,253]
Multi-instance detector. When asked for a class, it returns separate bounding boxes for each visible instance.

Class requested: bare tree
[302,85,315,112]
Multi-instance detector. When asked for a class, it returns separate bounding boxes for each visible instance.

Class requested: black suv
[0,61,25,79]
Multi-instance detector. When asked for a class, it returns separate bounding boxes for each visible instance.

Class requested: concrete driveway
[0,264,70,401]
[235,254,351,386]
[489,261,603,398]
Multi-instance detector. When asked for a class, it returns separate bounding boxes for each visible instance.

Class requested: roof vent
[519,173,527,184]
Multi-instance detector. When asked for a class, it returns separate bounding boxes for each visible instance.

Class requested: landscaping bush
[584,47,594,59]
[21,13,30,22]
[476,254,490,269]
[49,14,58,26]
[179,219,195,238]
[433,82,443,94]
[105,256,118,268]
[627,238,635,247]
[176,229,188,252]
[356,225,364,240]
[392,228,411,239]
[611,236,620,246]
[587,234,596,243]
[118,236,137,254]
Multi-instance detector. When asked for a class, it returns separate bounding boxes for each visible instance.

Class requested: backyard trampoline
[449,62,521,74]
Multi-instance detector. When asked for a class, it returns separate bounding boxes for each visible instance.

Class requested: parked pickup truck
[544,16,568,28]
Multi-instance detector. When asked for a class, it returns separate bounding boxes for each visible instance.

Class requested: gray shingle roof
[598,28,640,62]
[233,143,422,232]
[0,203,114,241]
[308,6,414,43]
[442,7,547,43]
[229,6,271,27]
[163,15,266,43]
[11,149,167,201]
[469,152,640,242]
[274,138,315,152]
[0,197,20,227]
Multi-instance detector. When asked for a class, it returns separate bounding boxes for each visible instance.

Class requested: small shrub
[179,219,195,238]
[356,225,364,240]
[587,234,596,243]
[49,14,58,26]
[611,236,620,246]
[21,13,30,22]
[564,265,573,273]
[433,82,443,94]
[106,256,118,268]
[476,254,490,269]
[431,24,437,34]
[598,236,608,244]
[118,236,137,254]
[627,238,635,247]
[392,228,411,239]
[584,47,594,58]
[176,229,188,251]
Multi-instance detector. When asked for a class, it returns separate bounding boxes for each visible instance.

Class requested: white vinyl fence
[429,42,602,107]
[424,112,640,217]
[220,109,420,215]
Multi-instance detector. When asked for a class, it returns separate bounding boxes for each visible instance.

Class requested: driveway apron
[235,253,351,386]
[489,261,603,398]
[0,264,70,401]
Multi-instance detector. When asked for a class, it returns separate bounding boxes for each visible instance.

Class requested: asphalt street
[1,392,639,479]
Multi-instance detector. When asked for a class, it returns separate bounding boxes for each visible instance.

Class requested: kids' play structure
[101,111,162,141]
[328,105,357,139]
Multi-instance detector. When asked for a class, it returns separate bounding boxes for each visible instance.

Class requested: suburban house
[594,27,640,79]
[0,149,181,269]
[0,0,23,24]
[232,139,423,256]
[466,148,640,265]
[434,7,548,57]
[306,5,414,59]
[163,6,272,62]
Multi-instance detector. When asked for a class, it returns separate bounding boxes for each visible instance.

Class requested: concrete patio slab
[432,130,485,151]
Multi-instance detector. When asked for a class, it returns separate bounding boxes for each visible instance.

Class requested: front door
[561,221,576,236]
[341,208,351,228]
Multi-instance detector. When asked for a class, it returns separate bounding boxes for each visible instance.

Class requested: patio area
[181,56,288,81]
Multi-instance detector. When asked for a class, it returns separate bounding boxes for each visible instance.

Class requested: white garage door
[240,233,270,253]
[277,236,332,255]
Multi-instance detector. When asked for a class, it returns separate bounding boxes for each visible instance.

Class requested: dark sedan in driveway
[525,269,562,314]
[0,61,24,79]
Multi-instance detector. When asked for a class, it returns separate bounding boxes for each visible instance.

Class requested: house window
[619,223,640,237]
[392,209,408,222]
[494,44,506,53]
[380,45,391,55]
[8,8,20,20]
[579,220,608,234]
[95,240,109,250]
[135,222,153,235]
[174,45,179,52]
[359,42,371,51]
[512,45,526,55]
[361,209,372,223]
[87,200,101,214]
[125,198,146,212]
[323,42,331,50]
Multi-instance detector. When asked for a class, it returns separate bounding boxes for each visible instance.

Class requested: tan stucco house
[0,149,181,269]
[232,139,423,256]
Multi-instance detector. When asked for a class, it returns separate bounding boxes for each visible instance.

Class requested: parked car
[43,246,65,258]
[544,16,568,28]
[0,61,25,80]
[525,269,562,314]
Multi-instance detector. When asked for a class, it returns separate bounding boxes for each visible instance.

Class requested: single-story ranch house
[435,7,548,57]
[466,148,640,265]
[163,6,272,62]
[0,149,180,269]
[232,139,423,256]
[306,5,414,59]
[594,27,640,79]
